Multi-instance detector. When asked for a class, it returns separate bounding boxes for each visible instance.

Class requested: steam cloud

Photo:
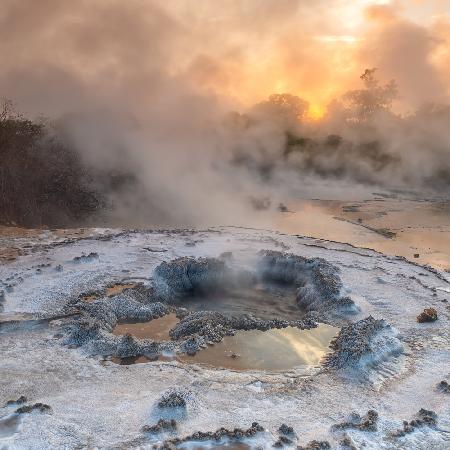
[1,0,449,227]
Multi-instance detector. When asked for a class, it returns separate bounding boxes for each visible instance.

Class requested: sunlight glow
[307,103,327,120]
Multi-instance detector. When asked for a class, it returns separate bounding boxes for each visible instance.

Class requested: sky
[159,0,450,115]
[1,0,450,119]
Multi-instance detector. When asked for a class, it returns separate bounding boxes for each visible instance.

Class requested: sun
[307,103,327,120]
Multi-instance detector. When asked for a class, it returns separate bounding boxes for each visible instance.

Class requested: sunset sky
[161,0,450,116]
[1,0,450,119]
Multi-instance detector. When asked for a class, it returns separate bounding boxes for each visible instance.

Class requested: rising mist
[1,0,449,228]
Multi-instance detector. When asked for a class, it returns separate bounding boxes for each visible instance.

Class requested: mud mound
[64,290,170,357]
[258,250,358,316]
[156,422,265,449]
[153,256,253,302]
[154,251,357,318]
[324,316,403,375]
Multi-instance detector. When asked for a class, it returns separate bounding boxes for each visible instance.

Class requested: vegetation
[0,100,103,227]
[342,68,398,122]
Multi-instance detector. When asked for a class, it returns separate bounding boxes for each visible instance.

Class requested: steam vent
[1,227,448,448]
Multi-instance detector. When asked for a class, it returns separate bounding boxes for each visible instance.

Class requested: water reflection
[274,199,450,270]
[179,324,338,372]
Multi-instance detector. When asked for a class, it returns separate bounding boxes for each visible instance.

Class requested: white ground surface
[0,227,449,449]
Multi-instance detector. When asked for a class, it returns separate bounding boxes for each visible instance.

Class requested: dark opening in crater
[176,281,301,321]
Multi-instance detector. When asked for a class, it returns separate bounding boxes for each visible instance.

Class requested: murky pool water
[179,324,338,372]
[112,313,179,341]
[110,322,338,371]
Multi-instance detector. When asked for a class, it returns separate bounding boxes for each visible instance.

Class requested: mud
[389,409,438,438]
[437,380,450,393]
[142,418,177,434]
[417,308,438,323]
[158,390,188,409]
[15,403,52,414]
[324,317,403,374]
[258,250,358,316]
[65,251,347,365]
[156,422,265,449]
[110,355,152,365]
[81,283,139,303]
[297,440,331,449]
[332,410,378,432]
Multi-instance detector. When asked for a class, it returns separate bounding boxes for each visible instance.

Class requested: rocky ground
[0,227,449,449]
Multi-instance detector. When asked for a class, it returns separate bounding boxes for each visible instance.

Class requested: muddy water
[179,324,338,372]
[275,198,450,270]
[178,283,301,321]
[112,313,179,341]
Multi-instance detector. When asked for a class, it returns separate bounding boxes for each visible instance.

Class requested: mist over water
[1,0,450,228]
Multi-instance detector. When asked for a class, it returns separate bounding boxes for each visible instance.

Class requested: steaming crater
[64,250,357,370]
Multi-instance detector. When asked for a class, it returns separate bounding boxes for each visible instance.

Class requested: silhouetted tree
[253,93,309,123]
[342,68,397,122]
[0,100,102,226]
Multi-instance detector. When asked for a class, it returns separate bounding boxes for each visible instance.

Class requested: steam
[1,0,450,227]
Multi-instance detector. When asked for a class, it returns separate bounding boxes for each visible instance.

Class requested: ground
[0,225,449,449]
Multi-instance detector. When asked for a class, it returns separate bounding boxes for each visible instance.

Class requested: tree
[0,100,102,226]
[342,68,397,122]
[252,93,309,123]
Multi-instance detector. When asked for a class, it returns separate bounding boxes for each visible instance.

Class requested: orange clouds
[0,0,449,117]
